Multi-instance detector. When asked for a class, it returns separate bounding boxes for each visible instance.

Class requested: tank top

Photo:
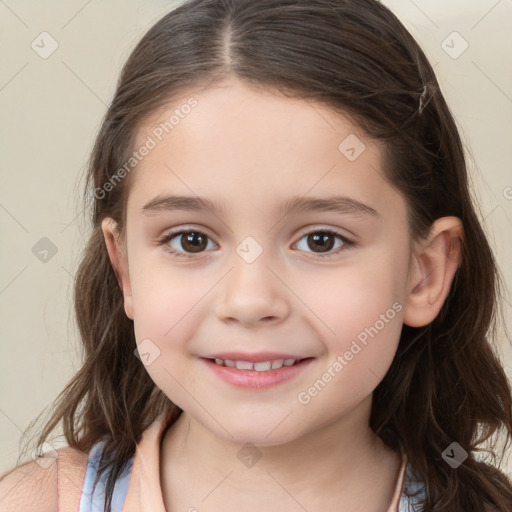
[56,412,427,511]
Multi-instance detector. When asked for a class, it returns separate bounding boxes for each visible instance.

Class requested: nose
[214,254,290,328]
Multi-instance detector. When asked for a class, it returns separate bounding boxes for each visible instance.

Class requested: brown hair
[19,0,512,510]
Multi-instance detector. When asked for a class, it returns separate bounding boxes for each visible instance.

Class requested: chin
[208,419,303,447]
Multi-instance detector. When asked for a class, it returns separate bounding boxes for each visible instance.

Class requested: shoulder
[0,453,59,512]
[0,446,89,512]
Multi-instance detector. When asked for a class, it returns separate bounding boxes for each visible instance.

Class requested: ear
[402,216,463,328]
[101,218,134,320]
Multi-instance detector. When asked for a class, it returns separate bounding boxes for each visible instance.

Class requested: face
[104,77,422,446]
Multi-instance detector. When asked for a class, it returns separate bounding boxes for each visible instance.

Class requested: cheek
[128,241,188,312]
[291,250,406,393]
[304,290,403,402]
[295,249,406,342]
[130,264,199,341]
[128,260,205,406]
[295,270,404,420]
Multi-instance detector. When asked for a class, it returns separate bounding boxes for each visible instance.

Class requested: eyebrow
[141,194,379,218]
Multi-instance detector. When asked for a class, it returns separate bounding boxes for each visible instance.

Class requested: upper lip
[202,352,310,363]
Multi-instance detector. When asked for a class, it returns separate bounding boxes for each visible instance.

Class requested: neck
[160,395,403,511]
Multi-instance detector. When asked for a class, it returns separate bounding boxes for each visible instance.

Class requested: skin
[102,76,463,511]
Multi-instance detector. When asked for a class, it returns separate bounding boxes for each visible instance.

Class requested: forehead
[127,77,398,218]
[135,77,372,160]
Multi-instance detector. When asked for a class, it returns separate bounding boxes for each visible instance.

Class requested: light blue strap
[398,462,426,511]
[78,441,133,512]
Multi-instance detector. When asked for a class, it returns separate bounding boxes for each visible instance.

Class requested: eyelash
[156,226,356,260]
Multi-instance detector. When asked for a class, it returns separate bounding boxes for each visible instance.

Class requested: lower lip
[201,357,314,390]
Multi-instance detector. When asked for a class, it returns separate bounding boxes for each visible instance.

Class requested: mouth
[201,356,315,389]
[204,357,314,371]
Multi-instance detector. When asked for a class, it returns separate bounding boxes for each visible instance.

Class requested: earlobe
[101,218,134,320]
[402,216,463,328]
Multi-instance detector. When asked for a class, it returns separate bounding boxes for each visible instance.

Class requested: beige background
[0,0,511,476]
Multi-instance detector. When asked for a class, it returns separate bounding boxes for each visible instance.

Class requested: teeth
[212,358,299,370]
[235,360,254,370]
[254,361,272,371]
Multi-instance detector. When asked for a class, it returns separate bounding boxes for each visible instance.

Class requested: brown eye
[295,229,354,258]
[178,232,208,253]
[305,232,336,253]
[159,229,216,258]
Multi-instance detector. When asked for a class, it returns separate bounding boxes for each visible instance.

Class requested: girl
[1,0,511,510]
